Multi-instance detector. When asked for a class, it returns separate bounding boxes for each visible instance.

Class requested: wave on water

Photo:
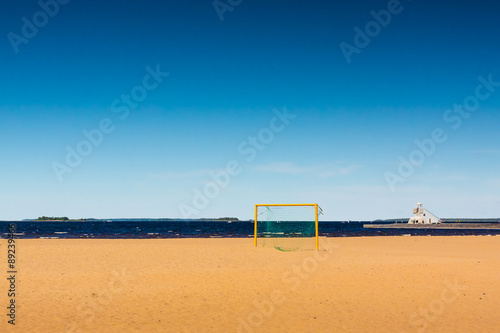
[0,220,499,239]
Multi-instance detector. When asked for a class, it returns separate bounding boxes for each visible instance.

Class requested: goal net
[254,204,322,251]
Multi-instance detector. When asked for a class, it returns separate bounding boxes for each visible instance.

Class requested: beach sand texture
[1,236,499,332]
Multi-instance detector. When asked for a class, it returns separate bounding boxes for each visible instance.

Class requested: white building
[408,203,441,224]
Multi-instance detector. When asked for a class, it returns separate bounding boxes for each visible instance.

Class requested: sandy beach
[1,236,499,332]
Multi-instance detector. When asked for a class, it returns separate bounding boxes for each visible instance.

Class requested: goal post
[254,204,322,251]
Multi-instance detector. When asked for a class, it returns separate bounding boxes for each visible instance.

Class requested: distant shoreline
[3,218,248,223]
[2,218,498,223]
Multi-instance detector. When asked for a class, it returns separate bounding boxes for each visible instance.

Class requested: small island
[215,217,240,221]
[36,216,69,221]
[36,216,89,222]
[31,216,241,222]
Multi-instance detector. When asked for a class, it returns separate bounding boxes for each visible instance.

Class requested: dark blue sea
[1,220,500,239]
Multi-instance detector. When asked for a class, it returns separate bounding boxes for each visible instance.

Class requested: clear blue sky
[1,0,499,220]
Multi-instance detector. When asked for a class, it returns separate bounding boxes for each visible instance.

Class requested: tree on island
[36,216,70,221]
[216,217,240,221]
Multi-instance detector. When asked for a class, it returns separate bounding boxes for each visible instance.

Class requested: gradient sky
[1,0,499,220]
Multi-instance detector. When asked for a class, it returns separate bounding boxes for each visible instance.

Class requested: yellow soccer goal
[254,204,322,251]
